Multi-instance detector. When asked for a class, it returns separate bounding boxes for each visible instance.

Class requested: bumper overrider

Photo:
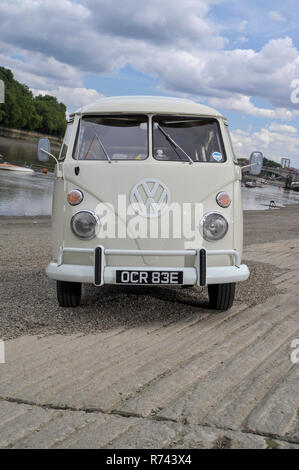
[46,247,250,286]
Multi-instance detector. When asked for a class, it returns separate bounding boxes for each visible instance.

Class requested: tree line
[263,156,281,168]
[0,67,67,137]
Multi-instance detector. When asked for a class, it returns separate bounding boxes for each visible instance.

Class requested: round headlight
[216,192,231,208]
[71,211,99,239]
[200,212,228,241]
[67,189,84,206]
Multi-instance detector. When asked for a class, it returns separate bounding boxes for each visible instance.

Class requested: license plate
[116,270,183,285]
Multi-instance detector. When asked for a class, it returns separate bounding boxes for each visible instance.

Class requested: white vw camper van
[38,96,263,310]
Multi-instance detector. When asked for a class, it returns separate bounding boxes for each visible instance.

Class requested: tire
[208,283,236,311]
[56,281,82,307]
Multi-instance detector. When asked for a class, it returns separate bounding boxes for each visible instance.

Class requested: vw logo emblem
[130,178,171,218]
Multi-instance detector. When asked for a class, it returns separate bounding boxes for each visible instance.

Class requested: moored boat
[0,156,34,173]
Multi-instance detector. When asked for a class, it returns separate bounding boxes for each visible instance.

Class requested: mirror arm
[240,163,258,171]
[41,148,59,165]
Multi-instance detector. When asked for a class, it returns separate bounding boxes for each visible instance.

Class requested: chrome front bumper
[46,247,250,286]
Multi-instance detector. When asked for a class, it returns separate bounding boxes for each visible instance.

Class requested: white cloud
[87,0,225,48]
[0,53,83,90]
[268,11,286,22]
[209,95,299,121]
[238,20,248,33]
[132,37,299,114]
[0,0,298,120]
[269,123,297,134]
[237,36,249,44]
[32,86,104,110]
[231,126,299,166]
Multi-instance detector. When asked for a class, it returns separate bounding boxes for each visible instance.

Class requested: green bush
[0,67,67,137]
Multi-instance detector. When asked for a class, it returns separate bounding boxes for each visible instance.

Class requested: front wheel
[56,281,82,307]
[208,283,236,311]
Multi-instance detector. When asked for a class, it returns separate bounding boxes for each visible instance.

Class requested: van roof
[72,96,224,119]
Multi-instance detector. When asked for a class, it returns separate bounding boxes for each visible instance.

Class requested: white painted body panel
[72,96,224,119]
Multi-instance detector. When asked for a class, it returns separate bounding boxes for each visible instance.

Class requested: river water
[0,171,54,216]
[1,136,299,216]
[242,184,299,210]
[0,135,55,216]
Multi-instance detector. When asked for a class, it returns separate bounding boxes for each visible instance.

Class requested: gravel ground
[243,204,299,245]
[0,207,297,340]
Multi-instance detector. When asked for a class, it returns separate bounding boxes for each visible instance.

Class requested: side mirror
[249,151,263,176]
[38,138,51,162]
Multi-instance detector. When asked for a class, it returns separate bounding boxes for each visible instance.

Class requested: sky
[0,0,299,166]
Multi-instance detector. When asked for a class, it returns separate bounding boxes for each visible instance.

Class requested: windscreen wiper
[155,123,193,164]
[83,133,111,162]
[95,133,111,163]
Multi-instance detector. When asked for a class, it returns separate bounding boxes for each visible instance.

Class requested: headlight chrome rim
[200,211,228,242]
[71,210,99,240]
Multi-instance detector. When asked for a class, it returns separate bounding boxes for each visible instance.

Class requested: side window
[59,121,73,161]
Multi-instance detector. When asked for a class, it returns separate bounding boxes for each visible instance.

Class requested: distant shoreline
[0,125,62,148]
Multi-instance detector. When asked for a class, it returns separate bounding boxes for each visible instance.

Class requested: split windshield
[73,115,226,162]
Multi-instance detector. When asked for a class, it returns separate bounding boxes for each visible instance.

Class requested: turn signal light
[67,189,83,206]
[216,192,231,208]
